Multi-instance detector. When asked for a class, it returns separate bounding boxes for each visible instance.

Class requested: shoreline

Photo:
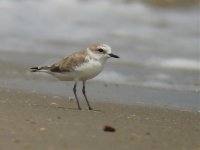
[0,50,199,112]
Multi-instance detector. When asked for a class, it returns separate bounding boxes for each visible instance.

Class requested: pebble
[103,125,116,132]
[50,102,58,106]
[39,127,47,132]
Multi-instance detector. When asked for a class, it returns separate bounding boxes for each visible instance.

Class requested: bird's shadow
[56,106,104,113]
[32,104,104,113]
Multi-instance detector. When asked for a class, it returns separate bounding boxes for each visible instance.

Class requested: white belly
[50,59,104,81]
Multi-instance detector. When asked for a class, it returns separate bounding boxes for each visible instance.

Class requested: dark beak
[109,53,120,58]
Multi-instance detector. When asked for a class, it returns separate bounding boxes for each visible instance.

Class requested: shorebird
[30,43,119,110]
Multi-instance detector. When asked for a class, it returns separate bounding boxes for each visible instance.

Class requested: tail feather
[30,67,40,72]
[30,66,51,72]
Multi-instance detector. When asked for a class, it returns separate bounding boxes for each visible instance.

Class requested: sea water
[0,0,199,110]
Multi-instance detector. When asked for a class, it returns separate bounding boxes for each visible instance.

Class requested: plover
[30,43,119,110]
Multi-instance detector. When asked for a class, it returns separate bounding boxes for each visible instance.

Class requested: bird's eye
[97,48,104,53]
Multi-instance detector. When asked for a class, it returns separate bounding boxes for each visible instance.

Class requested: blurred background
[0,0,199,110]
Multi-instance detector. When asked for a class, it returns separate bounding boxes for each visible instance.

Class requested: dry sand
[0,88,199,150]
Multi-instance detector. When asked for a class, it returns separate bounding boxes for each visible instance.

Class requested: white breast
[74,58,104,80]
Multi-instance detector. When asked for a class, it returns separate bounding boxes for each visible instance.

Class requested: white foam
[160,58,200,70]
[147,58,200,70]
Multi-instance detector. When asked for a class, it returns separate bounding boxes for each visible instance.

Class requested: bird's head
[87,43,119,62]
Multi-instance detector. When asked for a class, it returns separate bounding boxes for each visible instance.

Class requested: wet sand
[0,87,200,150]
[0,51,199,112]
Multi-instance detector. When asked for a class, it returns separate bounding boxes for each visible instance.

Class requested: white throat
[87,48,109,64]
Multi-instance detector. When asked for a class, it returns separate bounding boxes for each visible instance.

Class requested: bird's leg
[82,81,93,110]
[73,82,81,110]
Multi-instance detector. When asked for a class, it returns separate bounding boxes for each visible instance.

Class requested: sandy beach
[0,87,199,150]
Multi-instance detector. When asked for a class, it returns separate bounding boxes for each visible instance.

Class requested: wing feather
[49,50,88,72]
